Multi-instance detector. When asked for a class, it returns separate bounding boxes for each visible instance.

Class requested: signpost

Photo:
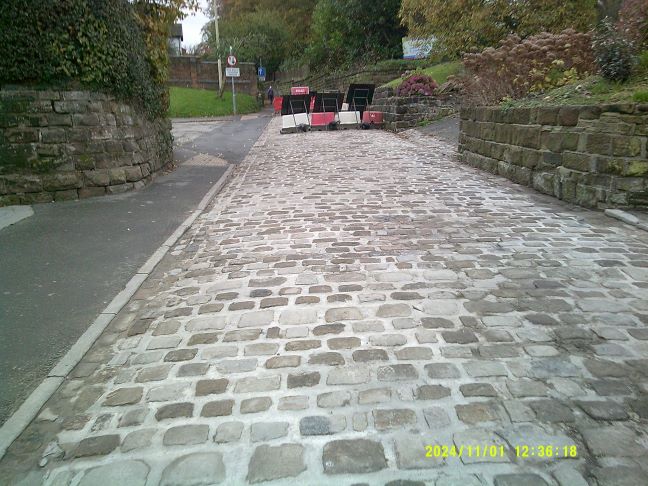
[258,66,266,82]
[227,49,238,115]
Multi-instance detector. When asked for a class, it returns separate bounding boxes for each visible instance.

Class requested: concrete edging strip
[0,163,235,460]
[0,205,34,231]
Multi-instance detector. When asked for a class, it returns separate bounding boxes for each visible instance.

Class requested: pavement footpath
[1,116,647,485]
[0,114,270,428]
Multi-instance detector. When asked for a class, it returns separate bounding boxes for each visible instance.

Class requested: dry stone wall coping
[0,87,173,206]
[459,103,648,209]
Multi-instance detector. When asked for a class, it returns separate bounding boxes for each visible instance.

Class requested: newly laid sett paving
[2,118,648,485]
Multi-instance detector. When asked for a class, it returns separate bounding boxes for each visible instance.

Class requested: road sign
[227,55,237,67]
[291,86,309,95]
[226,67,240,77]
[258,67,266,78]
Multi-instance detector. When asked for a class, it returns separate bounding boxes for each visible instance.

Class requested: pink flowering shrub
[397,74,439,96]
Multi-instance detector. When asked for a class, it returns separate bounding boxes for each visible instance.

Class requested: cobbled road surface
[2,118,648,486]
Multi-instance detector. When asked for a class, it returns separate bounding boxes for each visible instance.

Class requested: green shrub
[638,50,648,73]
[633,90,648,102]
[593,19,637,82]
[0,0,166,119]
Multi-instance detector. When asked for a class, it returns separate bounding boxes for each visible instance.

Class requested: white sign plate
[226,67,240,77]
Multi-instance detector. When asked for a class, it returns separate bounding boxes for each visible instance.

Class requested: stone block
[42,173,80,191]
[79,186,107,199]
[611,136,642,157]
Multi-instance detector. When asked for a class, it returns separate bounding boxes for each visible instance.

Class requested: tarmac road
[0,112,271,425]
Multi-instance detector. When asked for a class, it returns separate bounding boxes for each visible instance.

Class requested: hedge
[0,0,167,119]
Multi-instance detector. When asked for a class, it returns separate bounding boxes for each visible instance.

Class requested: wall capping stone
[0,87,173,206]
[459,103,648,209]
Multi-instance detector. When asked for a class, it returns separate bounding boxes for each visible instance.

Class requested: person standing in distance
[267,86,274,106]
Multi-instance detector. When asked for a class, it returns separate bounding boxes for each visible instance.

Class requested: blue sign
[258,67,266,78]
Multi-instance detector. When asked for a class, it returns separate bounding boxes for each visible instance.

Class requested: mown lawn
[168,86,258,118]
[382,61,463,88]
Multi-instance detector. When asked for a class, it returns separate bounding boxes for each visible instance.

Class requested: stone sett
[5,117,648,486]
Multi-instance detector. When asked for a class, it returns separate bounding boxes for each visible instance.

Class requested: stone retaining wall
[0,87,173,206]
[459,104,648,208]
[369,87,459,131]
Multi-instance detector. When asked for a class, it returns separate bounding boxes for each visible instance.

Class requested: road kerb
[0,163,236,461]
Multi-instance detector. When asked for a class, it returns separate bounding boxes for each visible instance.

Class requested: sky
[181,0,211,48]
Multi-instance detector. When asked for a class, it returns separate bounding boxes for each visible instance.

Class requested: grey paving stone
[317,391,351,408]
[423,407,451,428]
[373,409,417,430]
[425,363,461,379]
[244,342,279,355]
[234,375,281,393]
[136,364,172,382]
[196,378,228,396]
[327,366,370,385]
[592,466,648,486]
[581,425,645,457]
[240,396,272,413]
[460,383,497,397]
[73,435,120,458]
[353,349,389,362]
[376,304,411,317]
[328,337,361,349]
[121,428,154,452]
[163,424,209,446]
[325,307,363,322]
[78,460,149,486]
[250,422,289,441]
[577,400,629,420]
[201,399,234,417]
[280,308,318,325]
[528,400,575,423]
[278,395,309,410]
[453,428,510,464]
[494,474,549,486]
[370,334,407,346]
[393,433,443,469]
[464,361,508,377]
[214,421,244,443]
[416,385,451,400]
[155,402,193,421]
[265,355,300,368]
[395,346,434,360]
[103,387,143,406]
[286,371,321,388]
[308,351,345,366]
[160,452,225,486]
[378,364,418,381]
[358,387,392,404]
[247,444,306,483]
[299,415,346,435]
[322,439,387,474]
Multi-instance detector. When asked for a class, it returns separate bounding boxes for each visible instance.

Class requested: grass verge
[168,87,258,118]
[500,74,648,108]
[382,61,462,88]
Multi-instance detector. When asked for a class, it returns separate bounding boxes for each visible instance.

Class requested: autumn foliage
[461,29,596,105]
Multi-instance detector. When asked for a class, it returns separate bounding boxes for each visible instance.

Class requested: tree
[400,0,598,57]
[306,0,405,69]
[202,10,293,74]
[220,0,318,47]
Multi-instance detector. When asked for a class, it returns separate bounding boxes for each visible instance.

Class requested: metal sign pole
[230,46,237,115]
[213,0,223,93]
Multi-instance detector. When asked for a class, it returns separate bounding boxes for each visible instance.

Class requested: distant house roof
[170,23,183,40]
